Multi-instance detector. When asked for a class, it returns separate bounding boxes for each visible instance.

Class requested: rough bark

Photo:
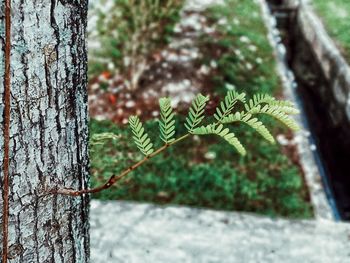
[0,1,90,262]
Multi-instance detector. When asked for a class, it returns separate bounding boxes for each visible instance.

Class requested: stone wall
[286,0,350,125]
[284,0,350,219]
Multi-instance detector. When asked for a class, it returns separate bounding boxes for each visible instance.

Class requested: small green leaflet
[159,97,176,143]
[185,94,210,133]
[129,116,154,156]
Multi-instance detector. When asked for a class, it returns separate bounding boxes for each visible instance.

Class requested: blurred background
[88,0,313,219]
[87,0,350,261]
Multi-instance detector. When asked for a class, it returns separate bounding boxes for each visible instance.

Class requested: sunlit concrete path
[90,200,350,263]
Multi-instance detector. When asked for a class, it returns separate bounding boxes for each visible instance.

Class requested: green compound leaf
[248,104,300,131]
[159,97,176,143]
[243,94,300,131]
[185,94,210,133]
[214,90,246,122]
[129,116,154,156]
[244,94,299,114]
[244,93,276,112]
[268,101,300,115]
[193,123,246,156]
[222,112,275,143]
[260,105,300,131]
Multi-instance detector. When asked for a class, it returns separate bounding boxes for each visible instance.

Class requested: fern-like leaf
[159,97,176,143]
[222,112,275,143]
[244,93,275,112]
[193,124,246,155]
[185,94,210,133]
[129,116,154,156]
[245,94,299,115]
[249,105,299,131]
[261,106,299,131]
[242,95,300,131]
[214,90,246,122]
[268,102,300,115]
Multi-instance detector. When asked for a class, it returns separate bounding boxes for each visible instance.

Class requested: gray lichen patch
[0,0,90,261]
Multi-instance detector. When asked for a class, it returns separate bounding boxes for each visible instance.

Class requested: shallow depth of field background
[86,0,350,219]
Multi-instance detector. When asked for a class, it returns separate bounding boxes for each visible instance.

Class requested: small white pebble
[173,25,182,33]
[91,83,99,91]
[123,57,131,67]
[204,26,215,34]
[125,101,135,108]
[304,130,311,137]
[107,62,115,71]
[183,79,191,87]
[210,60,217,68]
[293,135,303,144]
[95,115,107,121]
[256,57,263,64]
[225,83,236,90]
[218,18,228,26]
[204,151,217,160]
[98,75,107,82]
[193,135,200,142]
[234,49,242,56]
[248,45,257,52]
[276,134,289,146]
[246,63,253,70]
[161,50,169,57]
[199,65,210,75]
[240,36,250,43]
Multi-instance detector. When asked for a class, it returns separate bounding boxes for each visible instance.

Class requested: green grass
[313,0,350,62]
[90,117,312,219]
[201,0,280,96]
[89,0,313,218]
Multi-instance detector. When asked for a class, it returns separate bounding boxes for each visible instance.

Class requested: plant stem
[52,133,191,196]
[2,0,11,262]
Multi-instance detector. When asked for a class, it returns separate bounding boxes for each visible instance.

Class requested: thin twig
[51,134,191,196]
[2,0,11,262]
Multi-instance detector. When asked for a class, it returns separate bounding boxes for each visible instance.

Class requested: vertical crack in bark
[1,0,11,262]
[50,0,62,142]
[0,1,89,261]
[33,195,40,263]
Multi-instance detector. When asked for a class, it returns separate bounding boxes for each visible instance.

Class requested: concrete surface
[258,0,335,220]
[90,200,350,263]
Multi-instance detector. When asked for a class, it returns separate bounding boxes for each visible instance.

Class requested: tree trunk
[0,1,89,262]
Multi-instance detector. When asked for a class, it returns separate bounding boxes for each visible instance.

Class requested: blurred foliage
[200,0,280,96]
[313,0,350,62]
[89,0,313,218]
[90,118,312,219]
[89,0,184,89]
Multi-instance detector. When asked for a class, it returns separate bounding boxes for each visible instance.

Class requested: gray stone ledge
[259,0,334,220]
[295,0,350,122]
[90,200,350,263]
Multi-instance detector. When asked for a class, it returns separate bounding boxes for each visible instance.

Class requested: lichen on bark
[0,1,90,262]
